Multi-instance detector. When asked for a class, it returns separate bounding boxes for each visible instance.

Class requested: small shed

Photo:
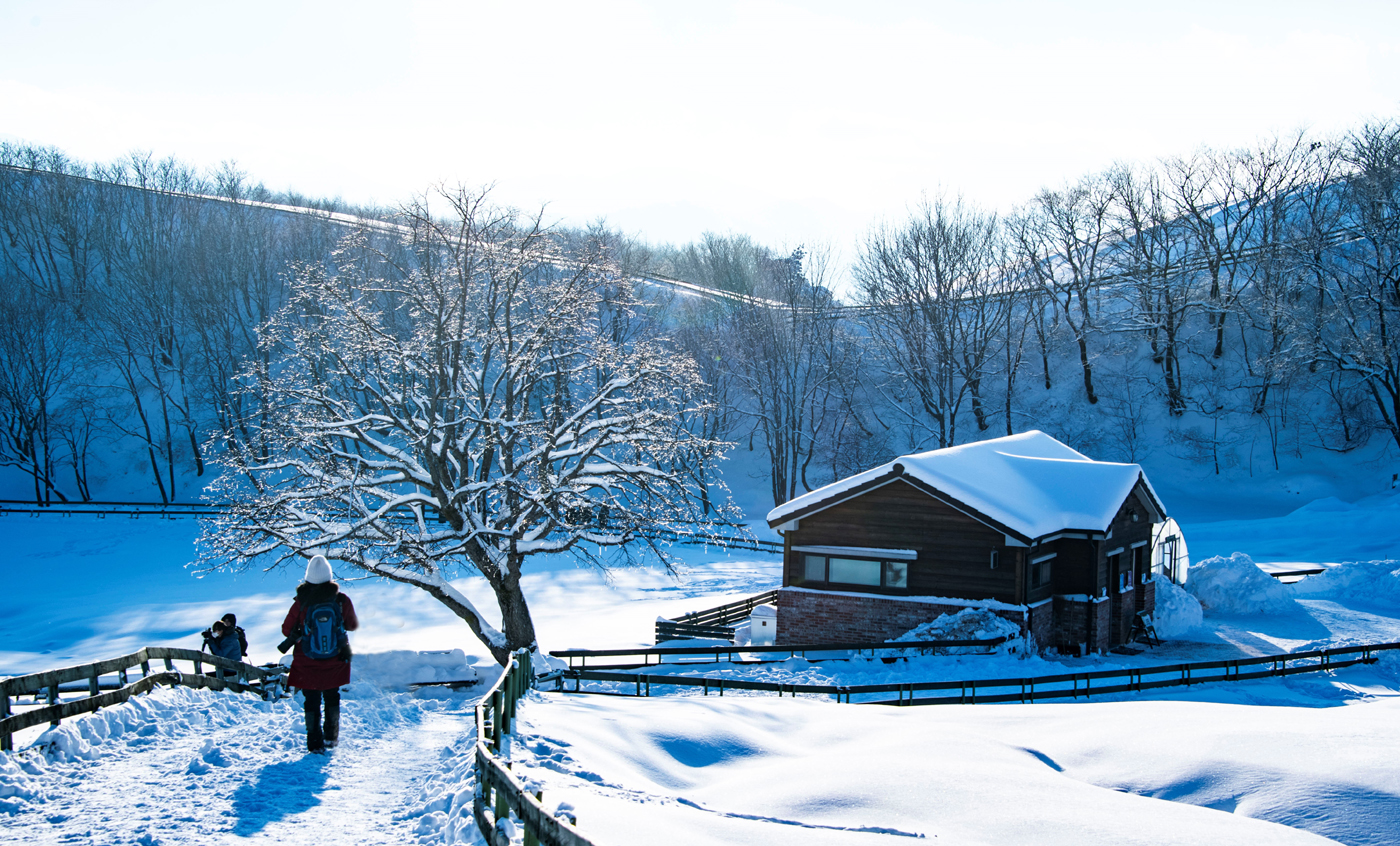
[765,431,1168,654]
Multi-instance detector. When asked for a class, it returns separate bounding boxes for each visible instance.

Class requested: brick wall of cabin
[1026,600,1055,650]
[1112,588,1136,645]
[1049,595,1114,654]
[775,588,1027,645]
[783,480,1019,604]
[1093,597,1113,653]
[1137,575,1156,615]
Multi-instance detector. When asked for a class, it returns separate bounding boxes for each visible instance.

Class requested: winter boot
[304,695,325,753]
[322,690,341,748]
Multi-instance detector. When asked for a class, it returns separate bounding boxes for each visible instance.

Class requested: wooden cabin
[765,431,1168,654]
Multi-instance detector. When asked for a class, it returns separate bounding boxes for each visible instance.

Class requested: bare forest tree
[1313,122,1400,451]
[1011,177,1116,405]
[858,198,1010,448]
[1108,164,1197,416]
[0,283,81,502]
[200,188,739,664]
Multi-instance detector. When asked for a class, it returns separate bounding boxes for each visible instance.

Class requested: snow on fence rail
[549,641,1400,705]
[0,500,225,518]
[0,647,285,751]
[474,649,596,846]
[653,588,781,642]
[551,636,1009,671]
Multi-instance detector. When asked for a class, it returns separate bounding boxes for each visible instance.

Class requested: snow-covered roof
[766,430,1165,541]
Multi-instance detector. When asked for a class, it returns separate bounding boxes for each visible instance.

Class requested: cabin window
[1109,552,1125,591]
[1030,554,1054,589]
[1132,545,1145,583]
[800,554,907,590]
[829,557,882,586]
[989,550,1000,569]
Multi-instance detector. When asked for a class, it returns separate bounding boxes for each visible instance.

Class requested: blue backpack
[302,598,347,661]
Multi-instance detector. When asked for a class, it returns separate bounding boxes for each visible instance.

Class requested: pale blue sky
[3,1,1398,267]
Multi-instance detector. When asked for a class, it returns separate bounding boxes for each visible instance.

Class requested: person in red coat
[281,554,358,752]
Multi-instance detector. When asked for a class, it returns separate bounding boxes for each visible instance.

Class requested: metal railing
[549,641,1400,705]
[553,636,1009,670]
[0,647,286,750]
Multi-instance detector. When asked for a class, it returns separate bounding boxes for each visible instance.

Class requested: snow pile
[1187,553,1296,615]
[398,730,481,844]
[1150,574,1205,638]
[0,752,46,813]
[1290,560,1400,608]
[891,608,1026,654]
[351,649,479,690]
[34,685,272,763]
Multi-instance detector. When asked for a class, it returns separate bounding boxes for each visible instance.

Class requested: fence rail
[474,649,596,846]
[0,500,226,518]
[552,636,1008,670]
[653,589,781,643]
[0,647,285,750]
[549,641,1400,705]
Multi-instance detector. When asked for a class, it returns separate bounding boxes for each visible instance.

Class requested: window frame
[799,553,910,592]
[1029,552,1055,590]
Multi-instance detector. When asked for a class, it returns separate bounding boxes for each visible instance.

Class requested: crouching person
[281,554,358,753]
[201,620,242,681]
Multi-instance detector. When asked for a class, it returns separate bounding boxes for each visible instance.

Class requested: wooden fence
[547,641,1400,705]
[653,589,781,643]
[0,647,286,751]
[473,649,596,846]
[551,635,1009,671]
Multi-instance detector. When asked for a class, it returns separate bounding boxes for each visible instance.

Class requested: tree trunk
[495,567,539,659]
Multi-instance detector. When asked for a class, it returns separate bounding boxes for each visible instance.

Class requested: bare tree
[1313,122,1400,451]
[858,197,1009,448]
[0,282,78,502]
[200,187,737,664]
[1010,176,1116,404]
[1109,164,1196,414]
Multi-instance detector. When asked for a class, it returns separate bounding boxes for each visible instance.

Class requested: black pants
[303,688,341,751]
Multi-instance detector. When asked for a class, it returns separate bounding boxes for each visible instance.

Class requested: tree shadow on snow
[230,753,332,835]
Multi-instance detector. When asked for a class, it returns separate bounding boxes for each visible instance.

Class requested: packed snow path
[1,683,485,845]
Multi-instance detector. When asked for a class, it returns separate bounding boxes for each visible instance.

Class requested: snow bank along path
[1,661,490,845]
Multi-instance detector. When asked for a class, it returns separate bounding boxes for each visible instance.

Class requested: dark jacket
[203,630,242,664]
[281,582,358,690]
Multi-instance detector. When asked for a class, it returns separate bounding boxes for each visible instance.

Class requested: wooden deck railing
[0,647,286,751]
[474,649,596,846]
[654,589,781,643]
[548,641,1400,705]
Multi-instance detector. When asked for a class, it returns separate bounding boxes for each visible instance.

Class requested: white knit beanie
[304,554,333,584]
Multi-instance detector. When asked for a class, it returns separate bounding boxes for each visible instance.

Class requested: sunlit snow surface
[3,493,1400,844]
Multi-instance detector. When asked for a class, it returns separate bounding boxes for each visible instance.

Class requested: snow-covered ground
[511,681,1400,845]
[3,491,1400,844]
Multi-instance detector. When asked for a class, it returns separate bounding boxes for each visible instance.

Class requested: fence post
[89,668,100,697]
[1,693,11,751]
[523,790,543,846]
[498,691,509,750]
[47,682,59,726]
[494,773,509,829]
